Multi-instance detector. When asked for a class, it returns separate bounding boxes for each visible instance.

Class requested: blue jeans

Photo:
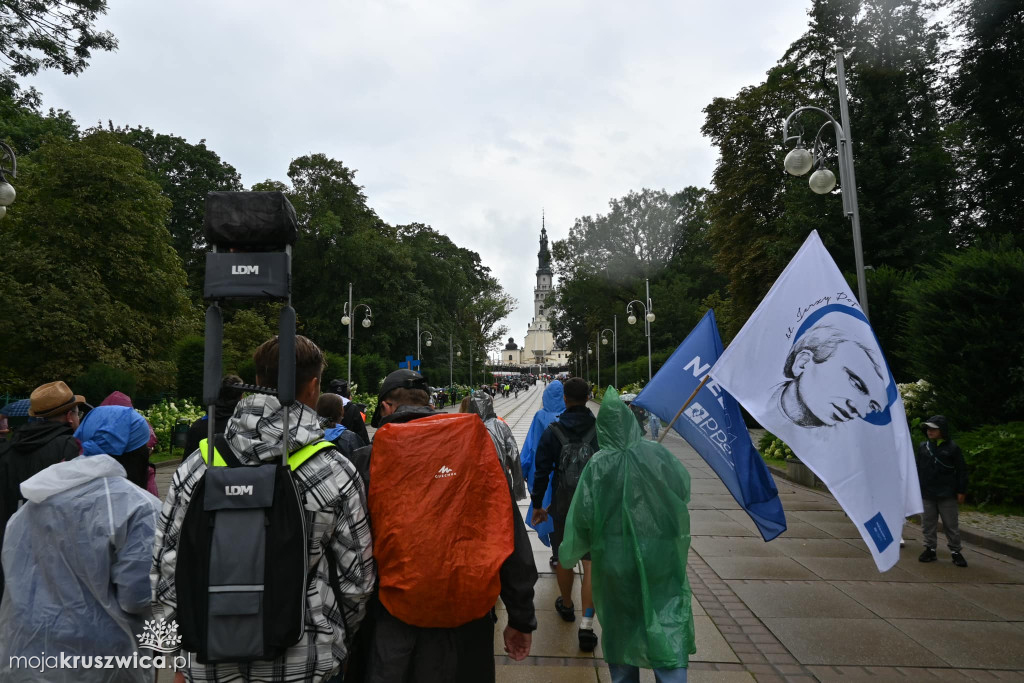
[608,663,687,683]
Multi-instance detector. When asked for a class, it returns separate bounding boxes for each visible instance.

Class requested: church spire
[537,211,552,276]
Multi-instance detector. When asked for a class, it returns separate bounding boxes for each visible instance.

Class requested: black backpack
[174,435,333,664]
[550,423,598,516]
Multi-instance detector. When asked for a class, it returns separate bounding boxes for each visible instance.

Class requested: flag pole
[657,374,710,444]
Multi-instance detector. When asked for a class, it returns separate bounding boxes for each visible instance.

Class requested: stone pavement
[156,387,1024,682]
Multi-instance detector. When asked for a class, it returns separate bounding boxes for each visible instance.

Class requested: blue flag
[634,309,786,541]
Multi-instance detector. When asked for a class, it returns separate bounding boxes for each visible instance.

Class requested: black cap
[370,369,428,428]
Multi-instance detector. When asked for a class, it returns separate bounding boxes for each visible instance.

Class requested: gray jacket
[467,391,527,500]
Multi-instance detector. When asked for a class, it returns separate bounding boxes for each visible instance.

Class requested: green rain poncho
[559,387,695,669]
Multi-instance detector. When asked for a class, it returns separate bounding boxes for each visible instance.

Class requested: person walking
[465,390,527,500]
[520,380,565,556]
[529,377,600,652]
[0,380,85,601]
[560,388,695,682]
[348,369,537,683]
[0,406,161,683]
[152,335,375,682]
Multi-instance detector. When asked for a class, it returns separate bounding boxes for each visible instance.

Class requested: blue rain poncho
[519,380,564,545]
[559,388,695,669]
[0,455,161,682]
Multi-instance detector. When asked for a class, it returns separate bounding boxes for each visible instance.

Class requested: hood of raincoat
[596,385,643,451]
[922,414,950,440]
[75,405,151,457]
[467,390,497,420]
[558,387,695,669]
[100,391,133,408]
[98,392,159,450]
[542,380,565,413]
[0,455,160,682]
[20,452,127,502]
[224,393,325,463]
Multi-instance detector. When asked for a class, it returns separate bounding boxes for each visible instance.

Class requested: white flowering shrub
[138,399,205,453]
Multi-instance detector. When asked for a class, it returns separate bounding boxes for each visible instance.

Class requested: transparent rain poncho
[559,388,696,669]
[467,390,527,500]
[0,455,160,682]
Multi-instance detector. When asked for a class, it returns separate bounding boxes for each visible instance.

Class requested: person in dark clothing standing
[530,377,600,652]
[0,380,85,601]
[316,391,367,459]
[916,415,969,567]
[183,374,244,456]
[348,369,537,683]
[328,379,370,446]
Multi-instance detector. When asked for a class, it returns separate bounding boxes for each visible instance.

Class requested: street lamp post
[340,282,373,387]
[0,141,17,220]
[782,48,869,320]
[627,278,656,382]
[416,317,433,362]
[448,334,462,389]
[600,323,615,389]
[586,342,596,384]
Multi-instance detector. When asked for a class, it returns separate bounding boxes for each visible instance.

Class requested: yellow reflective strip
[198,438,227,467]
[287,441,334,470]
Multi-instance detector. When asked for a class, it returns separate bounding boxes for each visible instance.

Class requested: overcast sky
[26,0,812,351]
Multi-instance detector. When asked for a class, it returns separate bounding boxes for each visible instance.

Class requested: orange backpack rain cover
[369,413,515,628]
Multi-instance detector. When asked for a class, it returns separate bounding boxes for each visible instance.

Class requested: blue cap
[75,405,152,456]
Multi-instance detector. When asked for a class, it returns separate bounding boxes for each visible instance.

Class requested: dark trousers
[922,496,961,552]
[364,600,496,683]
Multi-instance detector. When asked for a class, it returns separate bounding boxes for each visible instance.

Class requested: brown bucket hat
[29,381,87,418]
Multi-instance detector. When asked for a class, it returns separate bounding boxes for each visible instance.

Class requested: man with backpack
[348,369,537,683]
[529,376,600,652]
[152,335,376,682]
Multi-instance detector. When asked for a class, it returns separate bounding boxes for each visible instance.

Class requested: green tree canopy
[948,0,1024,248]
[1,0,117,80]
[108,125,244,299]
[0,131,194,392]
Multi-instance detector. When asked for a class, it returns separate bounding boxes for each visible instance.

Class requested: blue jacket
[520,382,564,544]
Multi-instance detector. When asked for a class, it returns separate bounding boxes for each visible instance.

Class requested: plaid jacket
[151,395,375,682]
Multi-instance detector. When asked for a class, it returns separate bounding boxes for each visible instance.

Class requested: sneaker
[555,596,575,622]
[951,551,968,567]
[549,554,558,569]
[900,538,906,547]
[918,547,937,563]
[578,627,598,652]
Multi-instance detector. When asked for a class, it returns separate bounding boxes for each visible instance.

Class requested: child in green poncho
[559,388,695,683]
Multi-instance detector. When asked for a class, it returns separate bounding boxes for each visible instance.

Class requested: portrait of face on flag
[633,309,786,542]
[709,230,922,572]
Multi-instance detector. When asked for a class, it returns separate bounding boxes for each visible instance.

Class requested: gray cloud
[27,0,812,352]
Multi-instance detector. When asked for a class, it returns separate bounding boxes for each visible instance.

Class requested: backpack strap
[198,437,333,470]
[581,426,597,449]
[549,422,569,447]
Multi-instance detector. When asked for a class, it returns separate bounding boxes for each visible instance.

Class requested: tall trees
[948,0,1024,247]
[110,125,244,298]
[548,187,718,366]
[0,131,193,392]
[704,0,956,330]
[0,0,117,80]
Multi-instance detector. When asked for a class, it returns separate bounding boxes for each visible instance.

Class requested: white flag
[709,231,921,571]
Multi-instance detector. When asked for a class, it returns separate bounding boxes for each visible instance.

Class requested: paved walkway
[156,388,1024,682]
